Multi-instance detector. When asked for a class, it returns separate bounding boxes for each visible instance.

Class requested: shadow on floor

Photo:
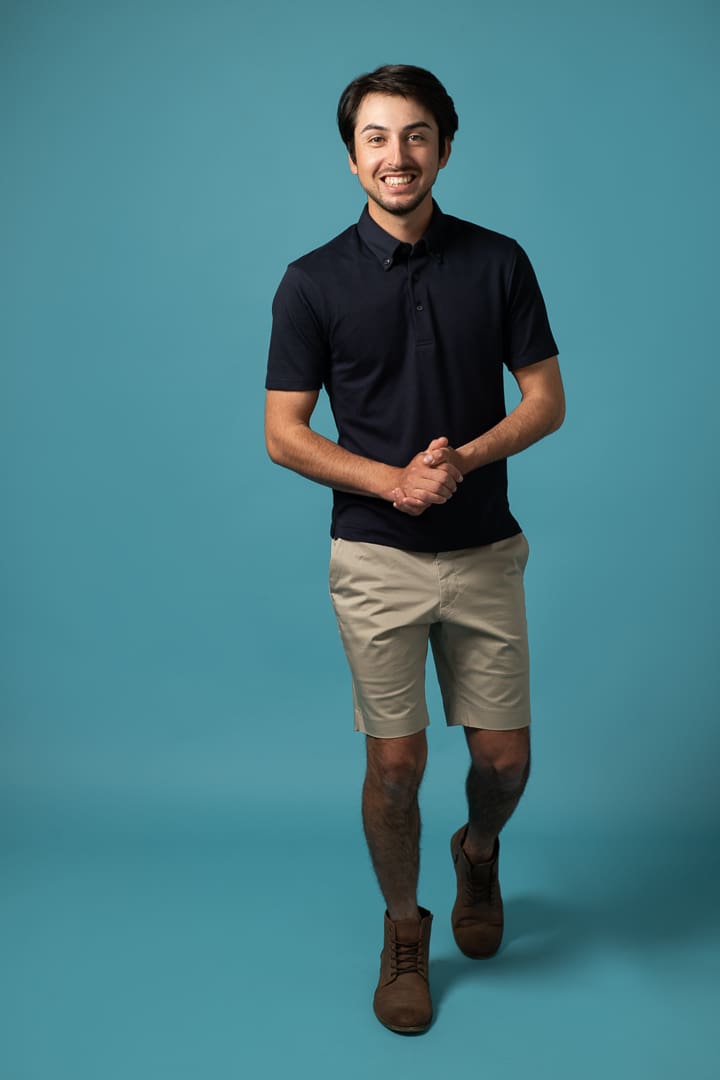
[430,835,720,1007]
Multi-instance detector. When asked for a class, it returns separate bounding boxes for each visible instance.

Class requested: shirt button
[416,304,424,311]
[383,258,392,268]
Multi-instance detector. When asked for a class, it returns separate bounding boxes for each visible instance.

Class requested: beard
[365,180,434,217]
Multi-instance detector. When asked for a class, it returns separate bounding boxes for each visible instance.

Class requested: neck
[367,193,434,245]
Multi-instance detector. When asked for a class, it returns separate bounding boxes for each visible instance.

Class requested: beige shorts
[328,534,531,739]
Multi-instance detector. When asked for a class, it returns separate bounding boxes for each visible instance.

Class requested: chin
[372,188,430,217]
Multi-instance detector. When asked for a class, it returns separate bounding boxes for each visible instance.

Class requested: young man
[265,65,564,1034]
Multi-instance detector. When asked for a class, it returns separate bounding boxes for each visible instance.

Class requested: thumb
[423,435,448,464]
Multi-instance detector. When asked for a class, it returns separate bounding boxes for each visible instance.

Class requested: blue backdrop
[4,0,718,831]
[3,2,719,1077]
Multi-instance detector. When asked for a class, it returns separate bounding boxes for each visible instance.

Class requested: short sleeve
[265,265,330,391]
[505,244,559,371]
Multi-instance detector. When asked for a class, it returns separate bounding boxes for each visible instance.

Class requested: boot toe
[374,981,433,1033]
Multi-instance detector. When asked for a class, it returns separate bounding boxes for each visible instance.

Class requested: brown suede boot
[450,826,503,958]
[373,907,433,1034]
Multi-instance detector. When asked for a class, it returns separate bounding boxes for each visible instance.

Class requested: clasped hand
[390,437,464,516]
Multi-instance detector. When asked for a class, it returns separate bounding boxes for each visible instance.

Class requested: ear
[438,137,452,170]
[348,151,358,175]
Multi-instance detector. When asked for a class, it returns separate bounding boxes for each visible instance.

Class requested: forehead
[353,92,437,133]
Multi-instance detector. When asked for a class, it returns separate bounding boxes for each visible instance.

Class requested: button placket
[408,254,433,345]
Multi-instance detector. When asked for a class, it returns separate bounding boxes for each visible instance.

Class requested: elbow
[549,402,565,434]
[547,390,566,435]
[265,428,286,466]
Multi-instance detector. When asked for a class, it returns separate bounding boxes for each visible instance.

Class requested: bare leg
[361,730,428,921]
[463,727,530,863]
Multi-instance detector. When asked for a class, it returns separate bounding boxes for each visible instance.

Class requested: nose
[384,135,408,168]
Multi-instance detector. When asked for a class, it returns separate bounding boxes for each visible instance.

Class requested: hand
[389,437,464,516]
[420,436,465,475]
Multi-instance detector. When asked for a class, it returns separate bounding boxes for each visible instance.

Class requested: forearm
[456,389,564,474]
[266,421,397,499]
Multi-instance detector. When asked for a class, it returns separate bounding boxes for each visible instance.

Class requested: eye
[408,133,426,142]
[368,135,384,145]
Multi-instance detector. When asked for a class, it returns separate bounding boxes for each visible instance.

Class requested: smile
[381,174,415,187]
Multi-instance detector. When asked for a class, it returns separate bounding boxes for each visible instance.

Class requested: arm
[391,355,565,514]
[456,354,565,472]
[264,389,463,506]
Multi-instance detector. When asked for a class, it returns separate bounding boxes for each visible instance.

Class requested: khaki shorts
[328,534,531,739]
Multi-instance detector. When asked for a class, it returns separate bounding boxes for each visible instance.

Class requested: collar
[357,201,446,271]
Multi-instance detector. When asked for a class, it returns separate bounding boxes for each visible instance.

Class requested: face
[349,93,451,223]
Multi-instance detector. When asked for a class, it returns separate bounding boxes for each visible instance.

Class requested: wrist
[375,463,403,501]
[456,442,483,473]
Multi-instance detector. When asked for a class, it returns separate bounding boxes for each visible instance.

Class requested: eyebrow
[358,121,433,134]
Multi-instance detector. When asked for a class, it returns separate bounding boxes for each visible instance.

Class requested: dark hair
[337,64,459,161]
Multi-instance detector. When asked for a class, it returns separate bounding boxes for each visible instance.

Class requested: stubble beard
[367,180,434,217]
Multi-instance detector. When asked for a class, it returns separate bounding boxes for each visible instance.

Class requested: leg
[364,729,434,1033]
[362,729,428,922]
[430,538,532,864]
[449,726,530,959]
[463,726,530,863]
[329,540,437,1031]
[429,537,532,958]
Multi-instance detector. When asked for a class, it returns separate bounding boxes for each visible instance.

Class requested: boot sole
[376,1017,433,1035]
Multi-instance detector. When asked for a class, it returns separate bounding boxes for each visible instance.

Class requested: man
[265,65,564,1034]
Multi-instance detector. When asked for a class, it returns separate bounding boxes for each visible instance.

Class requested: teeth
[384,175,413,186]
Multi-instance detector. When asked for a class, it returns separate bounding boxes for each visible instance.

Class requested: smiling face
[349,92,451,237]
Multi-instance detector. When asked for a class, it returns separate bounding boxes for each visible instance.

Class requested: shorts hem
[353,716,430,739]
[447,711,531,732]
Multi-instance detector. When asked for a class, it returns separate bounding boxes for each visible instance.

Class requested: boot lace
[391,939,426,978]
[463,866,495,907]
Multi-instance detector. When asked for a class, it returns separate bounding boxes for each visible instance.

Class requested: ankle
[463,835,495,865]
[387,904,421,923]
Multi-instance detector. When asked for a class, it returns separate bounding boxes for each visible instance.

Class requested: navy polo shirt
[266,202,558,552]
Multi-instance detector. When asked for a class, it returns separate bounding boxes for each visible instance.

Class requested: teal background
[2,1,719,1077]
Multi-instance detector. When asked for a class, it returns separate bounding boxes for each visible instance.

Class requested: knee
[470,744,530,789]
[366,738,426,801]
[493,754,530,789]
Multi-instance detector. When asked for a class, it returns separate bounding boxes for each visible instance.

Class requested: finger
[422,437,448,461]
[406,488,451,505]
[423,451,464,483]
[393,488,426,506]
[434,459,464,484]
[406,464,457,493]
[394,486,437,506]
[393,498,426,516]
[420,465,460,490]
[392,492,423,510]
[425,475,458,497]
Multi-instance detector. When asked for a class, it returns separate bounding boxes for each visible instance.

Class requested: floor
[3,805,719,1080]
